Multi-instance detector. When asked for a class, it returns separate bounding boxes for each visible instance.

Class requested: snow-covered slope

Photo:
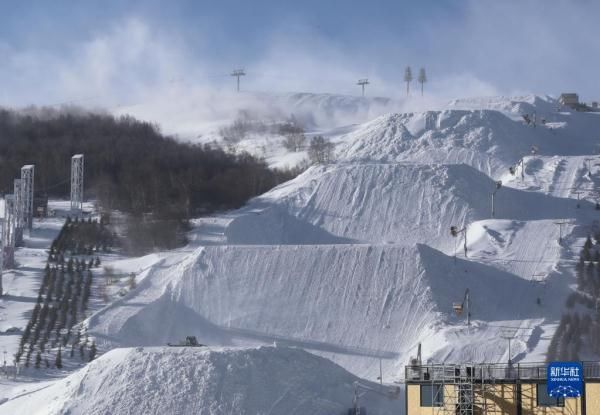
[81,95,599,378]
[82,96,600,380]
[335,108,600,177]
[447,94,558,114]
[224,162,592,248]
[88,239,562,379]
[3,94,599,413]
[0,346,401,415]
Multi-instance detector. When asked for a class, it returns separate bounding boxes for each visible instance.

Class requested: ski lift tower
[231,69,246,93]
[357,79,369,97]
[13,179,23,246]
[71,154,84,212]
[20,165,34,232]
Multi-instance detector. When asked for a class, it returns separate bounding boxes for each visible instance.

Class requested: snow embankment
[224,163,592,249]
[0,346,401,415]
[88,242,549,378]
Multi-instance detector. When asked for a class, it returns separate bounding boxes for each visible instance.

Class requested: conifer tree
[89,342,97,362]
[55,346,63,369]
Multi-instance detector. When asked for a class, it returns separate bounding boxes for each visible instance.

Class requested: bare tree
[418,67,427,96]
[283,133,306,152]
[308,135,334,164]
[404,66,413,96]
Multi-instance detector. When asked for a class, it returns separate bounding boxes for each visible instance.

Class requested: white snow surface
[3,93,600,414]
[0,346,401,415]
[86,94,600,378]
[335,107,600,177]
[223,162,593,248]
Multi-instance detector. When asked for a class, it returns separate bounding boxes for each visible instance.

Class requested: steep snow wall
[88,243,548,377]
[225,163,591,248]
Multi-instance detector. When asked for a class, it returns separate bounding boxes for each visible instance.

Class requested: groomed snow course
[85,95,600,372]
[3,94,598,414]
[224,162,595,248]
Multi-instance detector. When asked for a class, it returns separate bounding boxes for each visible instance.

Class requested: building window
[536,384,565,407]
[420,384,444,407]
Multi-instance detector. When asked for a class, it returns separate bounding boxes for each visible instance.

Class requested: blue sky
[1,1,599,106]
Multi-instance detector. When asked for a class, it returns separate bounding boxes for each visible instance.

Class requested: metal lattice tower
[2,195,16,269]
[0,217,3,295]
[71,154,84,211]
[20,165,34,232]
[13,179,23,246]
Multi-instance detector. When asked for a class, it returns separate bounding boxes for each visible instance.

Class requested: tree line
[547,232,600,361]
[0,108,299,219]
[17,218,106,370]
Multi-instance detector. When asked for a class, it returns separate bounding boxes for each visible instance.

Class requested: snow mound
[0,346,400,415]
[335,107,600,176]
[447,94,558,114]
[224,163,590,248]
[88,243,546,377]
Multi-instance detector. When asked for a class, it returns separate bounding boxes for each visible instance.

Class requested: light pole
[510,146,539,182]
[450,224,468,258]
[532,273,546,306]
[501,328,517,366]
[554,221,569,243]
[491,180,502,218]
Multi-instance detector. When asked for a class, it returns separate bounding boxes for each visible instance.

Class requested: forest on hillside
[0,108,298,215]
[0,108,300,250]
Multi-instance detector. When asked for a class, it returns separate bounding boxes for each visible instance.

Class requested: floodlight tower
[231,69,246,92]
[0,217,3,295]
[13,179,23,246]
[2,195,16,268]
[71,154,84,211]
[357,79,369,97]
[20,165,34,232]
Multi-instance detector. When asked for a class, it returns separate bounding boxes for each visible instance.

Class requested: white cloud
[2,2,599,135]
